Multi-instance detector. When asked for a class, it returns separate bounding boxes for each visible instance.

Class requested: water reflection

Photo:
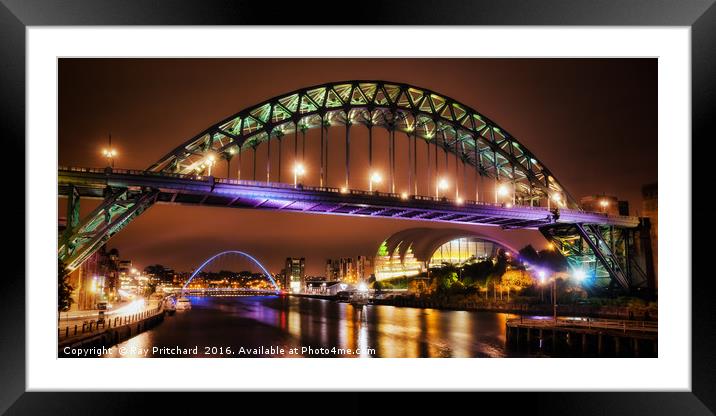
[104,296,515,358]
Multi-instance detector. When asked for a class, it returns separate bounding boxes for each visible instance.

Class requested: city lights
[599,199,609,207]
[401,192,409,200]
[456,197,464,205]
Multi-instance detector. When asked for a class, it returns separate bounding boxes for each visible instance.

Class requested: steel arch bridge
[149,80,575,208]
[181,250,280,293]
[58,80,653,293]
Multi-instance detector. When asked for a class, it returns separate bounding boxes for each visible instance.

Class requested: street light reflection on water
[104,296,514,358]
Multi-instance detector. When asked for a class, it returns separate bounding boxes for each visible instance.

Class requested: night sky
[58,59,656,274]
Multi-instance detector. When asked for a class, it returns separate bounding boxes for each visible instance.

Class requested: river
[103,295,524,358]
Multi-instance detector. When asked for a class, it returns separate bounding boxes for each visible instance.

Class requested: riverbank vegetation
[369,244,657,318]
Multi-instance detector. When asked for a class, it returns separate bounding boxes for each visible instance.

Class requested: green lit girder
[539,223,649,291]
[58,187,158,272]
[147,80,577,208]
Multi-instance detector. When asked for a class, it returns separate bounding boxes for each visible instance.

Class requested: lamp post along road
[293,163,305,188]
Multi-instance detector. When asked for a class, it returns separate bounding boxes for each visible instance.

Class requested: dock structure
[506,317,657,357]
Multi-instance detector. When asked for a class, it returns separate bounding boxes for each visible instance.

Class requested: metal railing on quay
[57,303,164,340]
[506,316,658,333]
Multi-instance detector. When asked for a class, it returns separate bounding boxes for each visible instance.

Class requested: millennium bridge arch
[58,80,653,292]
[182,250,280,293]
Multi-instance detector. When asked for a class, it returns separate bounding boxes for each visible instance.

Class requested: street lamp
[547,192,563,210]
[369,171,382,192]
[102,133,117,168]
[437,178,449,198]
[102,148,117,167]
[572,269,587,282]
[538,270,547,302]
[497,184,510,197]
[599,198,609,213]
[547,269,587,322]
[293,163,305,188]
[205,155,216,176]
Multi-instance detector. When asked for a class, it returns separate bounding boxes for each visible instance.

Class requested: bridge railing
[59,166,639,222]
[506,316,658,333]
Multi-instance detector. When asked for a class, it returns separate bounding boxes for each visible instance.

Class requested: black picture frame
[1,0,711,414]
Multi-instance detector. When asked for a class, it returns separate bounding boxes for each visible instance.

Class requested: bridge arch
[182,250,280,292]
[148,80,577,208]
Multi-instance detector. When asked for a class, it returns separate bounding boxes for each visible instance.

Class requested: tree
[501,269,534,301]
[493,249,509,276]
[518,244,568,272]
[144,282,157,297]
[58,260,74,312]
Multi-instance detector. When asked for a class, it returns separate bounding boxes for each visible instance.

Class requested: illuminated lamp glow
[573,269,587,281]
[497,184,510,197]
[438,178,449,190]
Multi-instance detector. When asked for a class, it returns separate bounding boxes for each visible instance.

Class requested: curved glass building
[374,228,511,281]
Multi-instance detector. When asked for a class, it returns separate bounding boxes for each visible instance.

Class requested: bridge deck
[58,167,640,229]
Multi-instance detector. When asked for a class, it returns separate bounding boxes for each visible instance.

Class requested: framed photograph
[2,0,711,414]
